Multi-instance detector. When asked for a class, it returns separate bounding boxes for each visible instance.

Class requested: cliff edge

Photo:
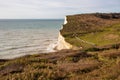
[60,13,120,50]
[56,17,72,50]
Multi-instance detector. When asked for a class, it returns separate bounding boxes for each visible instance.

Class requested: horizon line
[0,18,64,20]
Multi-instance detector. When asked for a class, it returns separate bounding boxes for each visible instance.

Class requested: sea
[0,19,64,59]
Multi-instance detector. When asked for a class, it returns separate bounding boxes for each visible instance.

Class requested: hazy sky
[0,0,120,19]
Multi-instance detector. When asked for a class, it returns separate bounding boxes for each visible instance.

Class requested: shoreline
[0,19,63,60]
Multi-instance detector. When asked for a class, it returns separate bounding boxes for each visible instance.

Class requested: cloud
[0,0,120,19]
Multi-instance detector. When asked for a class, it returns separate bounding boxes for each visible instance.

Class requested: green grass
[64,23,120,49]
[61,13,120,49]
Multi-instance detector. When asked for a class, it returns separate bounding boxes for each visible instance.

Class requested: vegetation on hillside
[0,46,120,80]
[61,13,120,49]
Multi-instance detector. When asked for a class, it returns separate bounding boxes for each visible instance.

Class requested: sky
[0,0,120,19]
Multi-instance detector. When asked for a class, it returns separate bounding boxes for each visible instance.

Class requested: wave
[0,45,42,52]
[47,40,58,52]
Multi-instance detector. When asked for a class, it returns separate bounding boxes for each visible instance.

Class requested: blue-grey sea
[0,19,63,59]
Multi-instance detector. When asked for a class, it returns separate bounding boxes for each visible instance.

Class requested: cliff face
[60,13,120,49]
[56,32,72,50]
[56,17,72,50]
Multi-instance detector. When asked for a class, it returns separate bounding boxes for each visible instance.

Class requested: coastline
[1,13,120,79]
[0,19,63,59]
[56,16,73,50]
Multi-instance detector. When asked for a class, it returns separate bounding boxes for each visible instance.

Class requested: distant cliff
[59,13,120,50]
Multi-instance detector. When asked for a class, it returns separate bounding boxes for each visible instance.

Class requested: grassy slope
[0,48,120,80]
[61,13,120,49]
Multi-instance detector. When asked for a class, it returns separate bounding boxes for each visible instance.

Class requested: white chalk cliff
[56,17,73,50]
